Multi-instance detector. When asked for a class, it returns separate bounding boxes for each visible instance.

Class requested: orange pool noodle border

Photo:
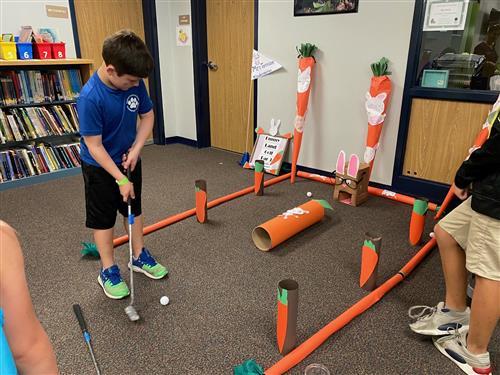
[252,200,326,252]
[264,238,437,375]
[113,172,292,247]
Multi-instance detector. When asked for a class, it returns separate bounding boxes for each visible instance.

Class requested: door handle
[204,60,218,71]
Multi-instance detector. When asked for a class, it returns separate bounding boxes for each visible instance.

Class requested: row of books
[0,104,78,143]
[0,69,83,105]
[0,142,81,182]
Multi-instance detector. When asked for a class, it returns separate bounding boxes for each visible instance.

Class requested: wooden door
[73,0,145,73]
[403,98,491,184]
[206,0,254,153]
[73,0,153,142]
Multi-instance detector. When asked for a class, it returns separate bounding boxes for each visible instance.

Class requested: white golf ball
[160,296,170,305]
[306,191,313,197]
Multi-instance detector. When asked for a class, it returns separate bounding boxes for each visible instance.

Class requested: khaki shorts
[438,197,500,281]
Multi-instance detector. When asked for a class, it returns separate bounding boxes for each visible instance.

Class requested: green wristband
[116,176,129,186]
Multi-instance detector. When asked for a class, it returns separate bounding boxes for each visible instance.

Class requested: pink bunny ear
[347,154,359,178]
[336,150,346,174]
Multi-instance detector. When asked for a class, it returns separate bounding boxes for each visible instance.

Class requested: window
[417,0,500,91]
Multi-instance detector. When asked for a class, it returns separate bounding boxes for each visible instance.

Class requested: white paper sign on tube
[251,49,282,80]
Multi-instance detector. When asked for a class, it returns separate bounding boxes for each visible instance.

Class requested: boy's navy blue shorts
[82,159,142,230]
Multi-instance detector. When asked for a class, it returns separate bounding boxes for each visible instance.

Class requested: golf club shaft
[127,168,134,306]
[86,341,101,375]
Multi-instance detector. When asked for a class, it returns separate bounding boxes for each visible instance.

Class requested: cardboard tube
[264,238,437,375]
[277,279,298,355]
[359,232,381,291]
[252,200,326,252]
[409,198,428,246]
[113,172,292,247]
[255,160,264,196]
[195,179,208,223]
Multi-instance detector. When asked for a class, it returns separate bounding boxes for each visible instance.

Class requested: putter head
[125,305,140,321]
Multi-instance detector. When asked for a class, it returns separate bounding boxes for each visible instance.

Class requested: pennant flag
[251,49,282,80]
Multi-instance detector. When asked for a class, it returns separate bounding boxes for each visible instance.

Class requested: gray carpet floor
[0,144,498,375]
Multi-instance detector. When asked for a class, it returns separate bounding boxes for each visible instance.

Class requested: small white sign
[251,49,282,80]
[249,133,289,175]
[423,0,468,31]
[176,26,191,47]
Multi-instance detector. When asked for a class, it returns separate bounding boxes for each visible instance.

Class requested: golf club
[73,304,101,375]
[124,167,140,322]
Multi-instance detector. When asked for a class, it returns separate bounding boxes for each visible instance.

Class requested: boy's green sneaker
[129,248,168,280]
[97,265,130,299]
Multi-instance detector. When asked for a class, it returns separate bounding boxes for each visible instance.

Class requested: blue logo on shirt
[126,95,139,112]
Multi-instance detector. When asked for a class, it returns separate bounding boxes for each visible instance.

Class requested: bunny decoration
[333,150,370,207]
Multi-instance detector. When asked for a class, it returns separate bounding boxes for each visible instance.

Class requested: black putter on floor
[73,304,101,375]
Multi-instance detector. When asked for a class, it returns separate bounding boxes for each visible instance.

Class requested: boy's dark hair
[102,29,153,78]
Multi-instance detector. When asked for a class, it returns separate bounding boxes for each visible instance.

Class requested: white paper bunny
[365,92,387,126]
[297,66,311,93]
[269,118,281,136]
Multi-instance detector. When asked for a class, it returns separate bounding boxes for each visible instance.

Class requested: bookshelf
[0,58,93,191]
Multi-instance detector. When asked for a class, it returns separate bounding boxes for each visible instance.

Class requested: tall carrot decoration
[195,180,207,223]
[409,198,428,246]
[277,279,298,355]
[254,160,264,196]
[291,43,317,184]
[364,57,392,179]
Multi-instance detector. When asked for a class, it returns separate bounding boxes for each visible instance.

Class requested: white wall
[258,0,415,185]
[0,0,76,58]
[156,0,197,140]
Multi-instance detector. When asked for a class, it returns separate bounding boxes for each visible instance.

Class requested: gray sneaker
[433,330,492,375]
[408,302,470,335]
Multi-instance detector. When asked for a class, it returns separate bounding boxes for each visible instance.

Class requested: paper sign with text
[249,133,289,175]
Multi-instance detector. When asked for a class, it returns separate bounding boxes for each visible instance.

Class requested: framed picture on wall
[294,0,358,16]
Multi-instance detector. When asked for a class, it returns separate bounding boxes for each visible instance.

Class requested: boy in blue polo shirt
[78,30,168,300]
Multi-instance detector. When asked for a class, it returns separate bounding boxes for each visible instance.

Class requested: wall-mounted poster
[176,25,191,46]
[249,133,290,175]
[294,0,358,16]
[423,0,468,31]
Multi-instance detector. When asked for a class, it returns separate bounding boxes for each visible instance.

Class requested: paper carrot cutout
[409,198,428,245]
[195,180,207,223]
[435,105,500,219]
[291,43,317,184]
[364,57,392,179]
[252,199,331,251]
[277,279,298,355]
[360,234,382,291]
[254,160,264,196]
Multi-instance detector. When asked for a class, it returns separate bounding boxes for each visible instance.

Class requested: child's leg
[122,214,144,257]
[434,224,468,310]
[467,276,500,354]
[93,228,115,269]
